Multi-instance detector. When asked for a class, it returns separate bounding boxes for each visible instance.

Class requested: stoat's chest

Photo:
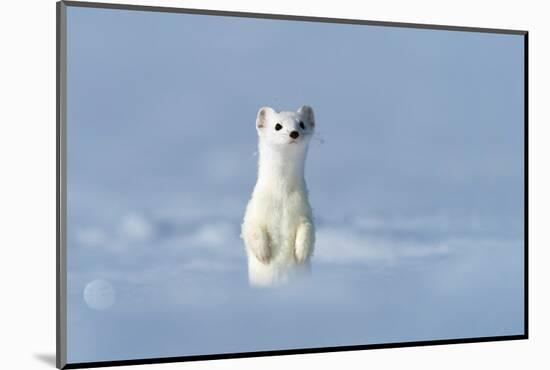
[254,185,307,221]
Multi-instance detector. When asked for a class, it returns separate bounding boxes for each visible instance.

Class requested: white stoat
[241,105,316,287]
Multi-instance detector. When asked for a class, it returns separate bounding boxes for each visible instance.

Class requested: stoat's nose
[289,131,299,139]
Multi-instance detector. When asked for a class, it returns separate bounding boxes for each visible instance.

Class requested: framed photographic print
[56,1,528,368]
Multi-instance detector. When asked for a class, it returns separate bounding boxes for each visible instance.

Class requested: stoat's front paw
[294,247,309,264]
[243,227,272,264]
[294,222,315,264]
[254,242,271,264]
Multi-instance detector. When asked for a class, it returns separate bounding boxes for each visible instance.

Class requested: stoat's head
[255,106,315,149]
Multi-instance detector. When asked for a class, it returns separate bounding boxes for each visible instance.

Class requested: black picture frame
[56,1,529,368]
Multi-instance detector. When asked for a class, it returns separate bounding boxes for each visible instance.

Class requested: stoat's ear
[256,106,275,130]
[297,105,315,127]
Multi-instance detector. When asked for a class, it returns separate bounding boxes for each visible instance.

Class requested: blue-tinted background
[66,6,525,363]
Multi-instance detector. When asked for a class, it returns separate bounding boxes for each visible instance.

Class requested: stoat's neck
[256,139,308,192]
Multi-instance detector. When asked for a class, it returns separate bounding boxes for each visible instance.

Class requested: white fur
[241,106,316,287]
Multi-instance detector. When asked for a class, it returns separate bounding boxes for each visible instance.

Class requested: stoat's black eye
[299,121,305,129]
[275,123,282,131]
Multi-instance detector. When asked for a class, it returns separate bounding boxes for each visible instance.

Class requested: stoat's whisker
[313,131,325,145]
